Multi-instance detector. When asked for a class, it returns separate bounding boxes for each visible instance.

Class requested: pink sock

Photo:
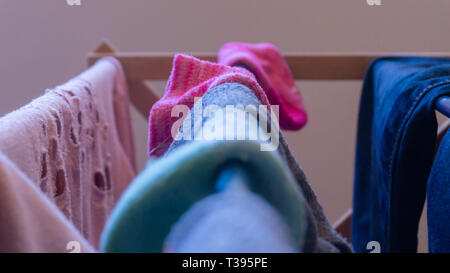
[148,54,270,157]
[218,42,308,130]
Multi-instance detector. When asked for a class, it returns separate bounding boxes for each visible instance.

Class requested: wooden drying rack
[88,41,450,242]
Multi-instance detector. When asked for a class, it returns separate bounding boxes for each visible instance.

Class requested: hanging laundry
[427,128,450,253]
[218,42,307,130]
[0,152,94,253]
[147,54,271,157]
[169,81,351,252]
[104,76,351,252]
[101,140,311,253]
[352,57,450,253]
[165,83,300,252]
[0,57,136,249]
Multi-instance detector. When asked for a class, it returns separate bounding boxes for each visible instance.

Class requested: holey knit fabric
[147,54,272,157]
[0,57,136,250]
[218,42,308,130]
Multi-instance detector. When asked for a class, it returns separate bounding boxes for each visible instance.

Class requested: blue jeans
[427,128,450,253]
[352,57,450,252]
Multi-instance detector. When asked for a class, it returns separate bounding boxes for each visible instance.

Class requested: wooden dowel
[88,52,450,81]
[89,41,162,119]
[436,118,450,154]
[333,209,353,241]
[127,81,160,119]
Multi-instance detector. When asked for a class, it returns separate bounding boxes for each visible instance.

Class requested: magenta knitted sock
[147,54,270,157]
[218,42,307,130]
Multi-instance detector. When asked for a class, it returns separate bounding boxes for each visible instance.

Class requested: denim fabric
[353,57,450,253]
[427,128,450,253]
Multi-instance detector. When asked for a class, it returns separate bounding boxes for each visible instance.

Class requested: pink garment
[148,54,271,157]
[218,42,308,130]
[0,57,136,250]
[0,152,94,253]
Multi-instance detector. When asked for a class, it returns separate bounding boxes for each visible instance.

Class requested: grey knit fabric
[167,82,352,253]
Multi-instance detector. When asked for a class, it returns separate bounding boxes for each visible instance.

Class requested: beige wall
[1,0,449,252]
